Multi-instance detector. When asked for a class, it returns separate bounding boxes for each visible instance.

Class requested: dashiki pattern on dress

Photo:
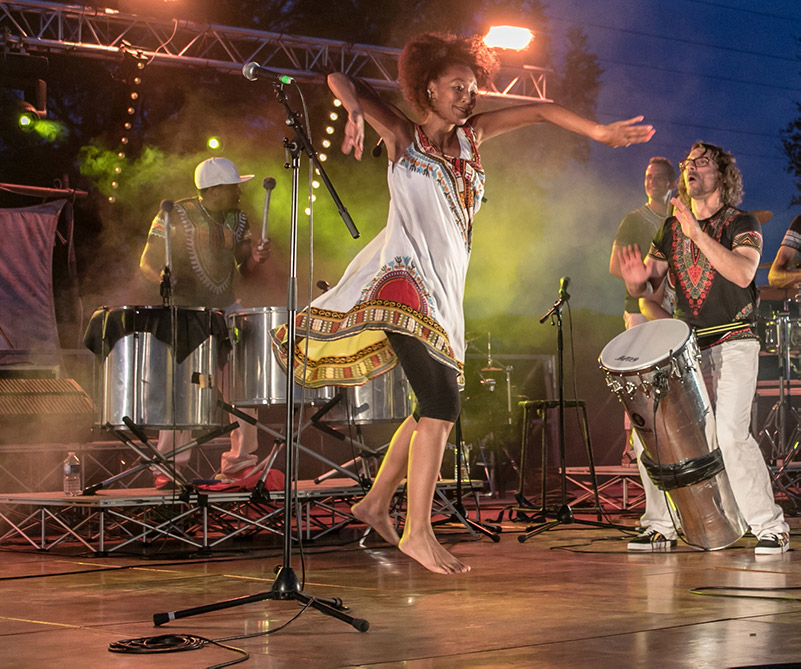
[271,123,484,388]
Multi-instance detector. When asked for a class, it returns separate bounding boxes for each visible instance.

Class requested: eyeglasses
[679,156,712,171]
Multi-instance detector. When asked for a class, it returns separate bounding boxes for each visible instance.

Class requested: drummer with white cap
[139,157,270,488]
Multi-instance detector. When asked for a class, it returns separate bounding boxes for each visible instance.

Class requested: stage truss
[0,478,486,555]
[0,0,550,101]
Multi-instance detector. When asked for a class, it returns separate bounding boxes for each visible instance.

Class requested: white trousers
[633,338,787,539]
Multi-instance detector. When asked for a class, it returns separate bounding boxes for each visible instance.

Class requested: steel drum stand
[154,78,367,631]
[518,283,626,543]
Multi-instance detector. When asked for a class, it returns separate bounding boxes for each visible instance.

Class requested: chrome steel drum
[88,305,225,429]
[227,306,334,407]
[760,316,801,353]
[599,319,747,550]
[324,365,412,425]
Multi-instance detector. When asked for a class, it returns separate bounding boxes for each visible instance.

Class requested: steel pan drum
[599,319,747,550]
[324,365,412,425]
[227,306,334,407]
[88,305,225,429]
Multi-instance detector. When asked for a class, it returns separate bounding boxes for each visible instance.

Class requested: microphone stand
[153,79,367,632]
[518,283,625,542]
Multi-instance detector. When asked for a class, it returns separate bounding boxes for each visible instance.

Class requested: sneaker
[755,532,790,555]
[627,528,678,552]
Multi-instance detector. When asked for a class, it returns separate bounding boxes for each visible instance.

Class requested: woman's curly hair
[398,32,499,118]
[677,141,744,208]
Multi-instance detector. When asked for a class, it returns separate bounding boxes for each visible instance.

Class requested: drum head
[599,319,690,373]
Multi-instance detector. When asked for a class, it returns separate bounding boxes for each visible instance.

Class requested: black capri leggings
[385,332,460,423]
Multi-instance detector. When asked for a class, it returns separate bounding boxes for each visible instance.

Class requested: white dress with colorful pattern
[272,123,484,387]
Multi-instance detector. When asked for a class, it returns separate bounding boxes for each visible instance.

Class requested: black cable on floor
[108,633,248,668]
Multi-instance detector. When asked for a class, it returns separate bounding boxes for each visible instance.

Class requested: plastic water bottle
[63,451,81,496]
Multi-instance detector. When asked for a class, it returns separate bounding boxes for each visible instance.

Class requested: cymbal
[758,284,792,301]
[751,210,773,225]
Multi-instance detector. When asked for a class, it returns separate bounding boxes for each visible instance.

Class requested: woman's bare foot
[351,500,400,546]
[398,533,470,574]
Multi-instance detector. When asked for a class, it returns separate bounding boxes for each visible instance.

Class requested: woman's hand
[597,116,655,148]
[341,109,365,160]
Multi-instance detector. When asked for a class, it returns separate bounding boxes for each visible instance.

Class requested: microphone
[316,280,331,293]
[242,62,295,85]
[371,139,384,158]
[559,276,571,297]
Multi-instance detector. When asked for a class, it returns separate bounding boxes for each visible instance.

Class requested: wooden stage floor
[1,505,801,668]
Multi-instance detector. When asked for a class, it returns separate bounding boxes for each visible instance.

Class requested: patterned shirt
[144,196,251,308]
[649,206,761,346]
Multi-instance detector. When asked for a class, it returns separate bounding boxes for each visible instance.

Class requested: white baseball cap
[194,157,254,190]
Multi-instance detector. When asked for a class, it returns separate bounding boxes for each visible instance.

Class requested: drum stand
[518,283,624,543]
[760,307,801,500]
[154,78,367,631]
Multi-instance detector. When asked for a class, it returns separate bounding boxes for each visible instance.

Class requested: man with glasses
[609,157,676,466]
[617,142,789,554]
[768,213,801,292]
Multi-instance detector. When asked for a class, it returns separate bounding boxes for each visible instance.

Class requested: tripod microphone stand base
[517,504,631,543]
[153,565,369,632]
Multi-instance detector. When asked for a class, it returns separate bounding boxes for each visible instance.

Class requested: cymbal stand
[155,77,367,631]
[431,416,501,541]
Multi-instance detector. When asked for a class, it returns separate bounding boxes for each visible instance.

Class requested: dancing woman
[273,32,653,574]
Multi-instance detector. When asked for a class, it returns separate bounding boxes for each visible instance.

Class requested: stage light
[329,112,338,121]
[484,26,534,50]
[207,136,223,150]
[325,126,335,135]
[333,99,342,107]
[322,139,331,148]
[319,153,327,162]
[18,111,36,131]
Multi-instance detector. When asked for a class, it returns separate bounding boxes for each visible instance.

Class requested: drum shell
[227,307,334,407]
[325,366,412,425]
[97,306,223,429]
[599,321,747,550]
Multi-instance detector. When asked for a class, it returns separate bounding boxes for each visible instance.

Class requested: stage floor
[1,506,801,668]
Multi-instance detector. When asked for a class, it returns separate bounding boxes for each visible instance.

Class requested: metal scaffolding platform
[0,478,486,555]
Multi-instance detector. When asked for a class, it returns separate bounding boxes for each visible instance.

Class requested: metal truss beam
[0,0,550,101]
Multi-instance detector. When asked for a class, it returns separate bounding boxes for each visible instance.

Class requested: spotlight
[333,99,342,107]
[484,26,534,50]
[329,112,338,121]
[206,136,223,150]
[322,139,331,148]
[325,126,335,135]
[18,110,37,131]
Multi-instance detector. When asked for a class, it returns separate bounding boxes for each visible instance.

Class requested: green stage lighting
[207,136,222,150]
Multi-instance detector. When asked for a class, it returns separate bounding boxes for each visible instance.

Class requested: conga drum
[599,319,747,550]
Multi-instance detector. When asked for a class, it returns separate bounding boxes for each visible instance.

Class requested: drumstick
[161,199,174,269]
[260,177,276,263]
